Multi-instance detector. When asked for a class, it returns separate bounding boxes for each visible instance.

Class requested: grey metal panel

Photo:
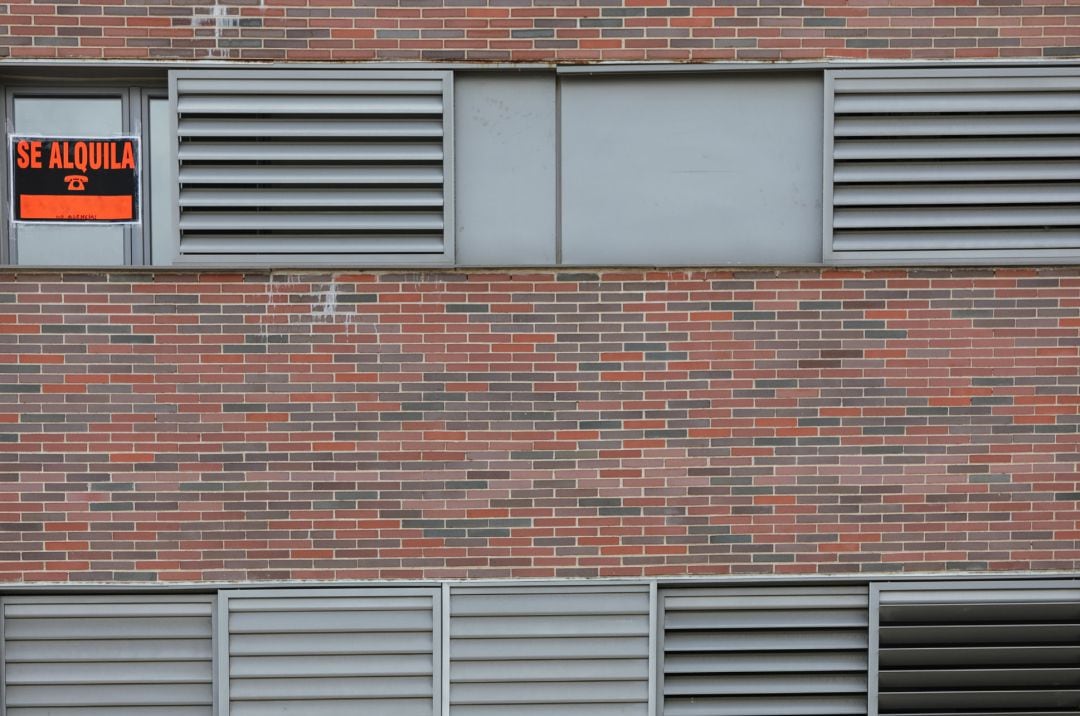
[561,73,823,266]
[449,585,650,716]
[170,70,453,265]
[1,595,214,716]
[874,581,1080,716]
[223,588,438,716]
[825,68,1080,265]
[453,72,557,266]
[661,586,868,716]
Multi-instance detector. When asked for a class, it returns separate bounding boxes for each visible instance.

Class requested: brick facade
[1,268,1078,582]
[0,0,1076,62]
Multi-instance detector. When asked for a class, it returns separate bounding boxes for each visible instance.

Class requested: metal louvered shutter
[661,586,869,716]
[170,70,453,265]
[1,595,214,716]
[222,587,439,716]
[875,581,1080,716]
[825,68,1080,264]
[449,584,651,716]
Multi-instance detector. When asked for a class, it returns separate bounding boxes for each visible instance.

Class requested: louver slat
[449,585,650,716]
[876,583,1080,716]
[661,586,868,716]
[826,70,1080,263]
[1,596,214,716]
[171,70,452,264]
[224,589,438,716]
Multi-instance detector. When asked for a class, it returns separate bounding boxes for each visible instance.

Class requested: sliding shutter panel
[661,586,868,716]
[876,581,1080,716]
[171,70,453,265]
[222,588,439,716]
[1,595,214,715]
[449,585,651,715]
[826,69,1080,264]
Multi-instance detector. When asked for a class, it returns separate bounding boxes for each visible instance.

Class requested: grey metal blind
[1,595,214,716]
[826,69,1080,264]
[876,582,1080,716]
[222,587,439,716]
[170,70,452,265]
[661,586,868,716]
[449,585,651,715]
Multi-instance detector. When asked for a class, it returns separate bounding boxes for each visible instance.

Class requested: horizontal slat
[176,78,445,95]
[6,660,210,685]
[230,698,433,716]
[834,75,1080,94]
[880,645,1080,668]
[879,623,1080,645]
[879,689,1080,711]
[178,164,443,185]
[665,609,866,630]
[880,667,1080,689]
[832,229,1080,252]
[230,631,433,656]
[179,188,443,209]
[834,137,1080,160]
[178,118,443,138]
[451,680,648,705]
[665,673,866,696]
[230,609,431,634]
[451,614,648,639]
[4,603,211,619]
[452,636,648,661]
[179,212,443,233]
[229,675,432,700]
[879,588,1080,605]
[834,160,1080,183]
[177,235,444,255]
[451,658,647,683]
[452,592,648,617]
[178,95,443,115]
[833,183,1080,206]
[663,694,867,716]
[5,683,212,707]
[4,638,212,662]
[228,596,432,612]
[664,629,867,652]
[664,651,866,674]
[664,594,867,611]
[178,142,442,162]
[882,602,1080,624]
[4,617,211,640]
[7,708,210,716]
[834,113,1080,137]
[835,92,1080,114]
[231,653,431,678]
[834,206,1080,229]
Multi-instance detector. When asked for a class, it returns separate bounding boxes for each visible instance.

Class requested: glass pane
[12,97,127,266]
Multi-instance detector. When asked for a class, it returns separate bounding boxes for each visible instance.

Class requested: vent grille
[877,583,1080,715]
[661,586,869,716]
[224,588,438,716]
[827,69,1080,263]
[1,595,214,716]
[449,585,651,715]
[171,70,452,264]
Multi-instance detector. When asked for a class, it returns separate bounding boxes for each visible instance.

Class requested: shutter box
[825,68,1080,265]
[449,584,652,716]
[169,70,453,266]
[219,587,440,716]
[874,581,1080,716]
[661,585,869,716]
[1,595,215,716]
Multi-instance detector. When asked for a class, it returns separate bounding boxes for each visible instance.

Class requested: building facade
[0,0,1078,714]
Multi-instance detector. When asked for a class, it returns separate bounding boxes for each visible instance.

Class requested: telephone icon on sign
[64,175,88,191]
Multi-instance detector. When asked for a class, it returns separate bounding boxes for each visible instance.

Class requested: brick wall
[1,268,1078,582]
[0,0,1076,62]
